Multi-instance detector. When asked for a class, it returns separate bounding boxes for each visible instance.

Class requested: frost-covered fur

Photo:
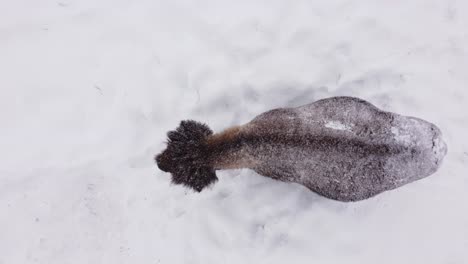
[156,96,447,201]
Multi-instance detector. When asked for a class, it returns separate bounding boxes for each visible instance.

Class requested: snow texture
[1,0,468,263]
[324,120,352,131]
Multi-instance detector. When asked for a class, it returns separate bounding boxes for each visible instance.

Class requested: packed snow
[1,0,468,263]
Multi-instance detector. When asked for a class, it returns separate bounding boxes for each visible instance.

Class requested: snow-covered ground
[1,0,468,263]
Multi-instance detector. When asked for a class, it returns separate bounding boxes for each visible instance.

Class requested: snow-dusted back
[240,96,447,201]
[324,120,352,131]
[1,0,468,263]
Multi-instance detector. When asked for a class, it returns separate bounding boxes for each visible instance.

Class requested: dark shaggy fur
[155,120,218,192]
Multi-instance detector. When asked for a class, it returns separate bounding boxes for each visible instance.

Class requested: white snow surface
[1,1,468,263]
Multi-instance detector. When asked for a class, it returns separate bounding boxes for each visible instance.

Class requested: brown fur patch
[206,126,241,146]
[205,126,257,170]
